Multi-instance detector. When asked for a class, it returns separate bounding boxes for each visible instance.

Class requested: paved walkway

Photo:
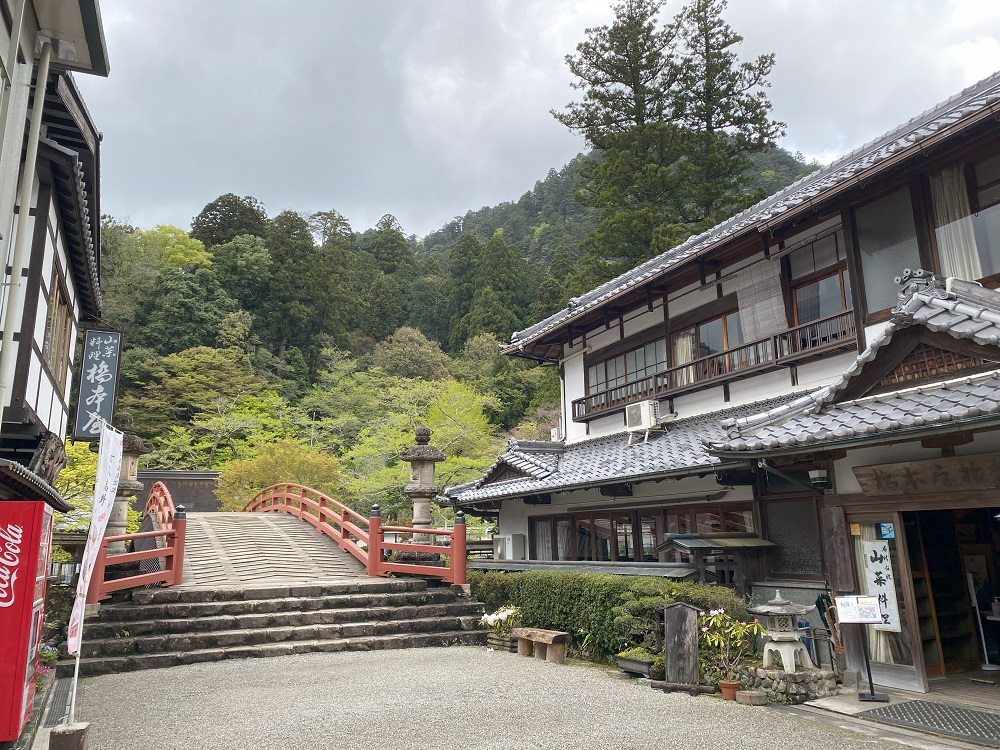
[179,512,366,588]
[69,647,975,750]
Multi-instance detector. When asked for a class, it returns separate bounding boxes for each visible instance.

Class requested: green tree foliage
[363,214,417,275]
[98,216,163,337]
[214,438,341,512]
[340,379,499,519]
[136,267,238,354]
[122,346,263,437]
[446,233,484,351]
[362,274,403,341]
[191,193,268,247]
[554,0,783,278]
[368,327,452,380]
[454,286,521,346]
[138,225,212,270]
[210,235,272,310]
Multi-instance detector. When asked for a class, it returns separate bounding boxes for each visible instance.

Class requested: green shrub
[468,570,750,658]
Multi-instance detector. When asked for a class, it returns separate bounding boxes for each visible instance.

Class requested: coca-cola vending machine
[0,499,54,742]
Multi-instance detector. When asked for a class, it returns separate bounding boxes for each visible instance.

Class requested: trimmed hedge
[469,570,750,658]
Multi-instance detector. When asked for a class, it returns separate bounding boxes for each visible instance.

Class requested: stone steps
[89,588,460,624]
[78,614,483,658]
[59,630,486,677]
[59,578,487,676]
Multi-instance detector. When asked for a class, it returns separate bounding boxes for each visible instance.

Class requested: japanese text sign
[862,540,901,632]
[835,595,883,625]
[72,330,122,440]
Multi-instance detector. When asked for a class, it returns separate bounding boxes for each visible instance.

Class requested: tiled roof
[506,70,1000,355]
[708,272,1000,454]
[444,393,803,504]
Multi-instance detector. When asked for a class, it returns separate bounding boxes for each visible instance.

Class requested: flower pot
[719,679,741,701]
[615,656,653,677]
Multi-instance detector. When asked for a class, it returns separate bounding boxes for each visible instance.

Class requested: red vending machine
[0,499,54,742]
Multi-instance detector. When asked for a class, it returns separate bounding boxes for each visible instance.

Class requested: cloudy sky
[74,0,1000,239]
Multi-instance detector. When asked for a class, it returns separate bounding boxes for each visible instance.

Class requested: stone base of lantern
[762,640,814,672]
[734,666,840,705]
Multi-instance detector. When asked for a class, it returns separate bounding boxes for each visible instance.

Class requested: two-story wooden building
[0,0,109,497]
[443,70,1000,693]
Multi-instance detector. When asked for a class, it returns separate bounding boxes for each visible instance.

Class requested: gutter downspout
[0,42,53,432]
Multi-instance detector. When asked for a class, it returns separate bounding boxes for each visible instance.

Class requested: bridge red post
[169,505,187,586]
[86,541,109,604]
[451,510,467,585]
[367,505,382,577]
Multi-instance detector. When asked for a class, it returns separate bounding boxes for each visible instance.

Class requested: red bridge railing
[243,483,467,585]
[86,482,187,603]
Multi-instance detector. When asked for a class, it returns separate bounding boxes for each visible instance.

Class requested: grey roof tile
[443,393,803,504]
[506,71,1000,354]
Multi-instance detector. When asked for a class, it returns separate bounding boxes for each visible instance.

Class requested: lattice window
[879,343,992,387]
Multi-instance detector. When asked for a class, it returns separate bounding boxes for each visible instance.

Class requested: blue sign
[72,330,122,439]
[878,522,895,539]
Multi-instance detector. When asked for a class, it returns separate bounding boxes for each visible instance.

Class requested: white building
[0,0,108,499]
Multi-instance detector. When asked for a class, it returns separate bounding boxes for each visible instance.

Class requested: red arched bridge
[87,482,468,603]
[67,483,482,676]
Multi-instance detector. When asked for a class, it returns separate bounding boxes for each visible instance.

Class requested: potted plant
[615,646,657,677]
[698,608,763,700]
[480,606,522,652]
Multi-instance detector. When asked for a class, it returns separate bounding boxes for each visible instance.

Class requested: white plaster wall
[498,499,530,540]
[796,351,858,389]
[586,326,620,352]
[621,305,664,337]
[563,350,588,443]
[672,385,726,418]
[957,431,1000,455]
[863,321,891,350]
[33,294,47,348]
[588,412,625,438]
[727,369,797,407]
[667,282,717,317]
[25,353,40,415]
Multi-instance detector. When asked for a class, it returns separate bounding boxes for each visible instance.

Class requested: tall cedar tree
[191,193,268,248]
[554,0,782,278]
[670,0,784,222]
[261,211,323,361]
[446,233,483,351]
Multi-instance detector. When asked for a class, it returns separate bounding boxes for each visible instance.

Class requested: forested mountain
[89,0,816,519]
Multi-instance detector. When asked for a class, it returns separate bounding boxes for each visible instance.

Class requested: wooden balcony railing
[572,309,857,421]
[244,483,467,585]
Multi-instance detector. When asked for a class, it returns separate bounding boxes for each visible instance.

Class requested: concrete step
[57,629,488,677]
[95,589,463,623]
[78,614,486,658]
[83,601,484,640]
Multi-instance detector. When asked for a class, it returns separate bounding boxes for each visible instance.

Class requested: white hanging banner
[66,422,123,655]
[862,540,901,633]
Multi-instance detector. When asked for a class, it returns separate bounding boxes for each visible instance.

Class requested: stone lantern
[748,590,816,673]
[401,426,445,545]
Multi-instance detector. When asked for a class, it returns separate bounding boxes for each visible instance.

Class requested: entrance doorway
[903,509,999,677]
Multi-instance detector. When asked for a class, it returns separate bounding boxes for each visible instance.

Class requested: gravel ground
[78,647,906,750]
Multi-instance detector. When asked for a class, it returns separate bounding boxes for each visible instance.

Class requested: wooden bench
[510,627,571,664]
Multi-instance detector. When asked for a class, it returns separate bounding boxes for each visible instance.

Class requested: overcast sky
[74,0,1000,239]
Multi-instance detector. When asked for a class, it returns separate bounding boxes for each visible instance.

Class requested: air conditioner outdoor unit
[625,400,660,431]
[492,534,527,561]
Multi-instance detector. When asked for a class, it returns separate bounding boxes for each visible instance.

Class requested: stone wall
[735,666,839,704]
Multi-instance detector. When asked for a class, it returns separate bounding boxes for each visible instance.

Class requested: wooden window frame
[584,333,668,397]
[41,270,73,393]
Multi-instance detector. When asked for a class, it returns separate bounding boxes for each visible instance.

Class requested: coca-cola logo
[0,523,24,609]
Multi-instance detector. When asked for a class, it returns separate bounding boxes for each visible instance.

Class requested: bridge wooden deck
[178,512,367,588]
